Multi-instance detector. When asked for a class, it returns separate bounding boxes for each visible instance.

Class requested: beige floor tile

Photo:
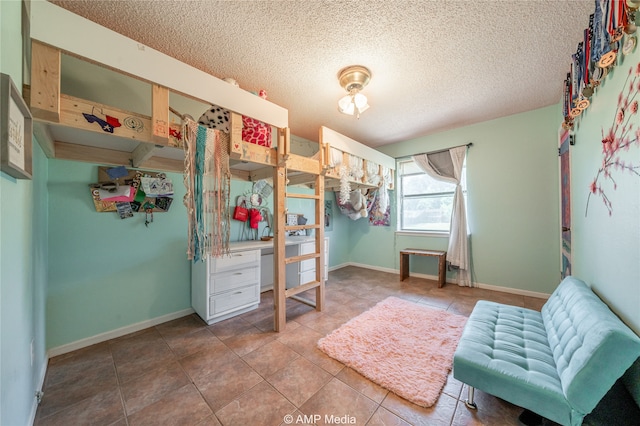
[36,361,119,419]
[442,371,464,400]
[277,324,325,355]
[44,342,112,387]
[120,361,191,415]
[179,342,239,385]
[242,339,301,377]
[224,325,278,356]
[194,356,263,411]
[109,328,165,364]
[267,357,332,407]
[299,377,378,426]
[195,415,222,426]
[336,367,389,404]
[163,327,222,359]
[126,383,212,426]
[381,391,458,426]
[114,340,176,384]
[35,388,125,426]
[155,314,207,339]
[215,381,296,426]
[366,406,412,426]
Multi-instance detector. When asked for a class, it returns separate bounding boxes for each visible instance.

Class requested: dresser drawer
[300,258,315,272]
[210,285,259,316]
[210,249,260,273]
[211,266,259,294]
[300,242,317,272]
[300,242,315,255]
[300,270,317,285]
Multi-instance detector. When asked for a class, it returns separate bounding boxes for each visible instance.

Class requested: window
[397,158,465,233]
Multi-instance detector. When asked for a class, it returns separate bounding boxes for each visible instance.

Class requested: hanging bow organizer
[89,166,174,219]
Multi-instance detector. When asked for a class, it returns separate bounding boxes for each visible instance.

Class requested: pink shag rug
[317,296,467,407]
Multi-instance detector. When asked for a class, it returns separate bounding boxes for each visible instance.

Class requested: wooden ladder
[273,129,325,332]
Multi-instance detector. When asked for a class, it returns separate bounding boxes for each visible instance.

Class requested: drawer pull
[233,291,242,295]
[232,254,243,257]
[234,272,242,275]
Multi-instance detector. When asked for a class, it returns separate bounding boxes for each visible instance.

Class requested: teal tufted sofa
[453,276,640,426]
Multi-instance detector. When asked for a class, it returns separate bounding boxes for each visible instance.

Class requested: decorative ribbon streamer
[182,118,231,261]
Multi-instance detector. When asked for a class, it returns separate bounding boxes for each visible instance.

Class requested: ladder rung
[285,193,320,200]
[286,280,321,298]
[285,253,320,264]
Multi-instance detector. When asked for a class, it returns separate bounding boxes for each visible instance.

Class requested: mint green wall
[375,106,561,293]
[47,160,191,348]
[347,191,398,271]
[46,169,326,349]
[324,191,352,267]
[1,1,49,424]
[569,48,640,334]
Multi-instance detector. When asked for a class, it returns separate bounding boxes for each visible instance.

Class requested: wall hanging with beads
[562,0,639,131]
[89,166,174,223]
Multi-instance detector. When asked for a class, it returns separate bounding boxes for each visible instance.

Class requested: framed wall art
[1,73,33,179]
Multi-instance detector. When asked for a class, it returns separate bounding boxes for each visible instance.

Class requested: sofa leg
[464,386,478,410]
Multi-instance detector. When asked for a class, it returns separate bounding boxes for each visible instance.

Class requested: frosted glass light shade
[338,94,356,115]
[353,93,369,110]
[338,92,369,116]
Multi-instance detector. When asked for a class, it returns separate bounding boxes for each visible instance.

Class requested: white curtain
[412,146,471,286]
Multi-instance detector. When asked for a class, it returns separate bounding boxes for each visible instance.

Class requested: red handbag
[233,200,249,222]
[249,208,262,229]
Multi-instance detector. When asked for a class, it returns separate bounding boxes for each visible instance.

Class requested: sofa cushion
[541,276,640,417]
[453,301,572,425]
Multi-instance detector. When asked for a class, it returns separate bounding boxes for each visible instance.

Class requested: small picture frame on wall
[1,73,33,180]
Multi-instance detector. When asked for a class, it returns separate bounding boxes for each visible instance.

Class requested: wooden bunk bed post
[30,40,61,124]
[151,84,170,146]
[273,166,287,331]
[229,112,243,157]
[314,172,325,311]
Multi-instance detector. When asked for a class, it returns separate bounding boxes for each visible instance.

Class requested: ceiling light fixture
[337,65,371,119]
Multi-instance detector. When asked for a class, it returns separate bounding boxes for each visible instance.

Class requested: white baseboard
[47,308,195,358]
[474,282,550,299]
[336,262,551,299]
[346,262,397,275]
[328,262,351,272]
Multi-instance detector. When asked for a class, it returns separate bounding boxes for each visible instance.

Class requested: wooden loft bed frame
[319,126,395,191]
[28,1,325,332]
[27,1,396,332]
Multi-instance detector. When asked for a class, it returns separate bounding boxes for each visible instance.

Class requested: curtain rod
[396,142,473,160]
[417,142,473,156]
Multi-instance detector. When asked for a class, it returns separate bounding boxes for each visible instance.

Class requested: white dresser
[289,238,329,289]
[191,249,261,325]
[261,237,329,291]
[192,237,329,324]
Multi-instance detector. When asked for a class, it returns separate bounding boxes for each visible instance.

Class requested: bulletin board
[89,166,174,219]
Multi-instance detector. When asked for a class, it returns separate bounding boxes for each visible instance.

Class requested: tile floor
[35,266,549,426]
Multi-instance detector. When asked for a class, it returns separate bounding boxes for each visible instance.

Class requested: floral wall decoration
[586,62,640,216]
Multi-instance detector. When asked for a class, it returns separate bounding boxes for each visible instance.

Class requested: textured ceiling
[49,0,593,147]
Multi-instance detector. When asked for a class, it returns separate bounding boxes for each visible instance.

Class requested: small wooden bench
[399,249,447,287]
